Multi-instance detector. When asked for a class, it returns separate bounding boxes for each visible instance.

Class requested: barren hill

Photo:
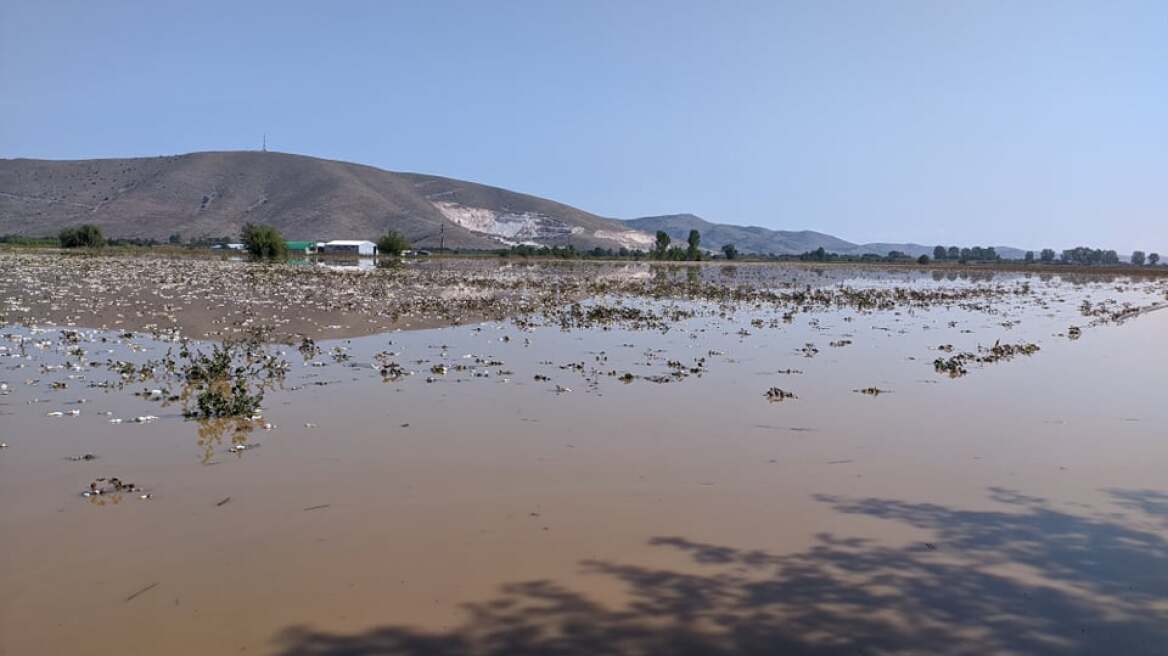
[0,151,654,250]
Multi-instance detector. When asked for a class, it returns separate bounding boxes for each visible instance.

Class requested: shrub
[377,230,411,256]
[240,223,286,259]
[58,224,105,248]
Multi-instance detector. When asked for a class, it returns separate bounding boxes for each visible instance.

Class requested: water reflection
[317,257,376,271]
[196,417,260,464]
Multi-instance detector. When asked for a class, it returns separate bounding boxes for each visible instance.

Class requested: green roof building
[286,241,316,254]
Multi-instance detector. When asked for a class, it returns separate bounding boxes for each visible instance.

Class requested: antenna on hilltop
[262,133,267,152]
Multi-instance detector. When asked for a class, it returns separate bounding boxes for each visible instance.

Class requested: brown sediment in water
[7,251,1167,340]
[2,257,1168,655]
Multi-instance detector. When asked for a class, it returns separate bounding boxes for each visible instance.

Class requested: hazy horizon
[2,1,1164,253]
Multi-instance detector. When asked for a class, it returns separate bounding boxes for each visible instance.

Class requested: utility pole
[439,223,445,252]
[262,133,267,152]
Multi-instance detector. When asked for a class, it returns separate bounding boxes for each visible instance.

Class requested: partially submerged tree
[377,230,411,256]
[722,243,739,260]
[58,224,105,248]
[240,223,287,259]
[686,230,701,261]
[654,231,671,259]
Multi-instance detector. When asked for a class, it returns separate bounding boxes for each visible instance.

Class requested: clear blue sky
[2,1,1164,252]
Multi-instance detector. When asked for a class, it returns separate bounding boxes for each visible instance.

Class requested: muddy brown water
[2,259,1167,655]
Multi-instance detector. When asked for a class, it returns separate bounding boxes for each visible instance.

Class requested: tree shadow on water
[274,488,1168,655]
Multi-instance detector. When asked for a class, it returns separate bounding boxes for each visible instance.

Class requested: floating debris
[124,582,160,603]
[764,387,797,401]
[933,340,1041,378]
[83,477,141,497]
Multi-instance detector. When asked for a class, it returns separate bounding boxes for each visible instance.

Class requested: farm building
[286,241,317,254]
[321,240,378,256]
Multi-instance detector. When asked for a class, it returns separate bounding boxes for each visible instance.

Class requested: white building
[321,240,378,256]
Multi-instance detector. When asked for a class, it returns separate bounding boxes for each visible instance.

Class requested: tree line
[799,247,926,264]
[508,230,739,261]
[931,245,1001,262]
[1024,246,1159,266]
[652,230,703,260]
[10,224,1164,268]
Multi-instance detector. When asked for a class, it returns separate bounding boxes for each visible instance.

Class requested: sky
[2,1,1165,252]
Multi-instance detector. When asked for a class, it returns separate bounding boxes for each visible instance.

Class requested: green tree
[686,229,701,261]
[947,246,960,260]
[1024,251,1035,263]
[168,233,183,245]
[377,230,411,256]
[917,254,930,265]
[240,223,287,259]
[933,245,946,261]
[1149,253,1160,266]
[721,243,739,260]
[1130,250,1146,266]
[1040,248,1056,263]
[58,224,105,248]
[654,231,671,258]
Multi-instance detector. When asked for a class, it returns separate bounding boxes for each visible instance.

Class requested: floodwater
[2,258,1167,655]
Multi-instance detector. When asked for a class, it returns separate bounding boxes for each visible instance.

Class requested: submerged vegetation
[166,334,288,418]
[933,341,1041,378]
[108,329,289,419]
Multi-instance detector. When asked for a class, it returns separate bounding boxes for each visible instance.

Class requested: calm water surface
[1,263,1166,655]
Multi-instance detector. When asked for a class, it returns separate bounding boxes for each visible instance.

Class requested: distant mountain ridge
[623,214,1028,259]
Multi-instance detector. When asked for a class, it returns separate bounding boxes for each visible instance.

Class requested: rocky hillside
[0,151,654,250]
[1,151,1028,257]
